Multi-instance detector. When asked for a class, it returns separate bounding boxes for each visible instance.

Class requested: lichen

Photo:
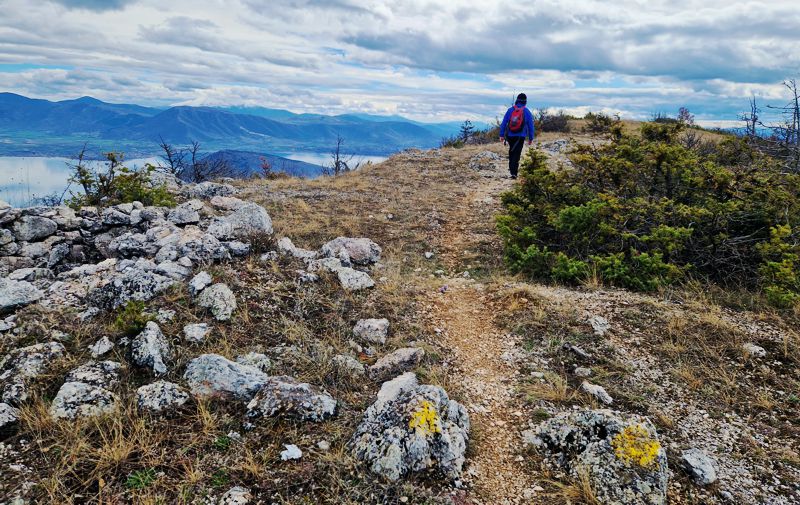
[611,424,661,468]
[408,400,441,435]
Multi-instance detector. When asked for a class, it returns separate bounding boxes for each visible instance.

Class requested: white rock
[196,283,237,321]
[183,323,211,343]
[574,367,593,377]
[681,448,718,486]
[321,237,381,265]
[50,381,118,420]
[0,402,20,433]
[0,277,43,314]
[353,318,390,345]
[131,322,173,375]
[183,354,269,401]
[246,376,337,422]
[88,336,114,358]
[189,271,213,297]
[742,342,766,358]
[368,347,424,382]
[235,352,272,372]
[280,444,303,461]
[136,380,191,414]
[336,267,375,291]
[589,315,610,336]
[218,486,251,505]
[581,381,613,405]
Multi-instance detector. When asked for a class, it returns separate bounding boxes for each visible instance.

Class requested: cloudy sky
[0,0,798,124]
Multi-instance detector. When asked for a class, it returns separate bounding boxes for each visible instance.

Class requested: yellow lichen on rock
[408,400,441,435]
[611,424,661,468]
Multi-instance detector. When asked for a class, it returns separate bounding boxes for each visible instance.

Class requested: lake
[0,152,388,208]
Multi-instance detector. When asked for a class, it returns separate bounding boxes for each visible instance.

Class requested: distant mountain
[0,93,461,158]
[203,149,324,178]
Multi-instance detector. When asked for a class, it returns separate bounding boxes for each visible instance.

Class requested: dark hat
[516,93,527,103]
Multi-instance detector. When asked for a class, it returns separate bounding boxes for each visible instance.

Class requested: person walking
[499,93,535,179]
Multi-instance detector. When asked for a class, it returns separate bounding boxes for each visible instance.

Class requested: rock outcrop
[246,376,337,422]
[530,409,668,505]
[136,380,191,414]
[350,372,470,481]
[184,354,269,401]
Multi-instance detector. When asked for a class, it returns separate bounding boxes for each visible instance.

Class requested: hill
[0,128,796,504]
[202,149,325,178]
[0,93,459,157]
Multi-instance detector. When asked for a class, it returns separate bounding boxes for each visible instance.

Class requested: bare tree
[259,157,273,179]
[755,80,800,172]
[323,134,359,176]
[677,107,695,125]
[156,139,234,182]
[739,96,760,139]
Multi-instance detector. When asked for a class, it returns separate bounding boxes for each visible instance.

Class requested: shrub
[68,151,175,209]
[536,110,571,133]
[497,122,800,305]
[583,112,621,135]
[114,300,154,336]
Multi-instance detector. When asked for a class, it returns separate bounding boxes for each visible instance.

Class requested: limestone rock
[0,402,20,435]
[681,448,718,486]
[218,486,252,505]
[532,409,668,505]
[742,342,766,358]
[0,341,66,405]
[235,352,272,372]
[281,444,303,461]
[350,372,469,481]
[88,337,115,358]
[189,271,213,297]
[183,323,211,343]
[86,268,177,310]
[368,347,424,382]
[131,322,173,375]
[50,381,118,420]
[589,315,610,336]
[184,354,269,401]
[321,237,381,266]
[210,196,245,211]
[196,283,237,321]
[337,267,375,291]
[207,202,273,240]
[246,376,337,422]
[13,215,57,242]
[333,354,365,376]
[353,318,390,345]
[581,381,613,405]
[183,181,236,200]
[167,200,202,225]
[277,237,318,260]
[136,380,191,414]
[0,277,43,314]
[64,360,121,388]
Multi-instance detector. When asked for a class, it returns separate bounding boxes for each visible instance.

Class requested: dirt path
[424,156,539,504]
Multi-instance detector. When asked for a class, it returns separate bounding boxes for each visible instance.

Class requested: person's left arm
[525,108,535,143]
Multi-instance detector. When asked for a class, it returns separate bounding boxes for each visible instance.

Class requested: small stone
[155,309,176,323]
[580,381,613,405]
[188,271,213,297]
[574,367,592,377]
[589,315,610,336]
[196,283,237,321]
[681,448,718,486]
[183,323,211,343]
[333,354,366,376]
[368,347,425,382]
[424,252,434,259]
[136,380,190,414]
[50,381,118,420]
[130,322,173,375]
[353,318,390,345]
[0,402,20,434]
[317,440,331,451]
[88,337,114,358]
[218,486,251,505]
[235,352,272,372]
[742,342,766,358]
[280,444,303,461]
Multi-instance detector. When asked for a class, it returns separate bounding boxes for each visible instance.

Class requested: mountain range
[0,93,462,159]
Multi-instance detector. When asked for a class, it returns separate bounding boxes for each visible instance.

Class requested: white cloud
[0,0,798,122]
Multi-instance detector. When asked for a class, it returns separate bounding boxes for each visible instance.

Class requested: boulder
[531,409,668,505]
[50,381,118,420]
[350,372,469,482]
[337,267,375,291]
[12,215,57,242]
[246,376,337,422]
[64,360,121,388]
[183,323,211,343]
[321,237,381,266]
[353,318,390,345]
[86,268,177,310]
[368,347,424,382]
[681,448,718,486]
[0,277,43,314]
[183,354,269,401]
[101,208,131,226]
[136,380,191,414]
[183,181,237,200]
[167,200,203,225]
[207,202,273,240]
[176,228,231,263]
[0,341,66,405]
[131,322,173,375]
[210,196,245,211]
[196,283,237,321]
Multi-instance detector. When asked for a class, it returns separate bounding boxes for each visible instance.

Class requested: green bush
[497,122,800,305]
[114,300,154,336]
[68,151,175,209]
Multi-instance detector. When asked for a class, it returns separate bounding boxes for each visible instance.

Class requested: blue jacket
[500,101,535,139]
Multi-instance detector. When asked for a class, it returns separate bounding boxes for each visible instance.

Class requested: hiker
[499,93,535,179]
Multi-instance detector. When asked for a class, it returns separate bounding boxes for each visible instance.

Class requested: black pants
[507,136,526,177]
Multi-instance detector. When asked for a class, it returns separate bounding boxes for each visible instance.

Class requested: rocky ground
[0,131,798,504]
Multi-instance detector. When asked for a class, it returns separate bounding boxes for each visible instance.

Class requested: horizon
[1,1,798,126]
